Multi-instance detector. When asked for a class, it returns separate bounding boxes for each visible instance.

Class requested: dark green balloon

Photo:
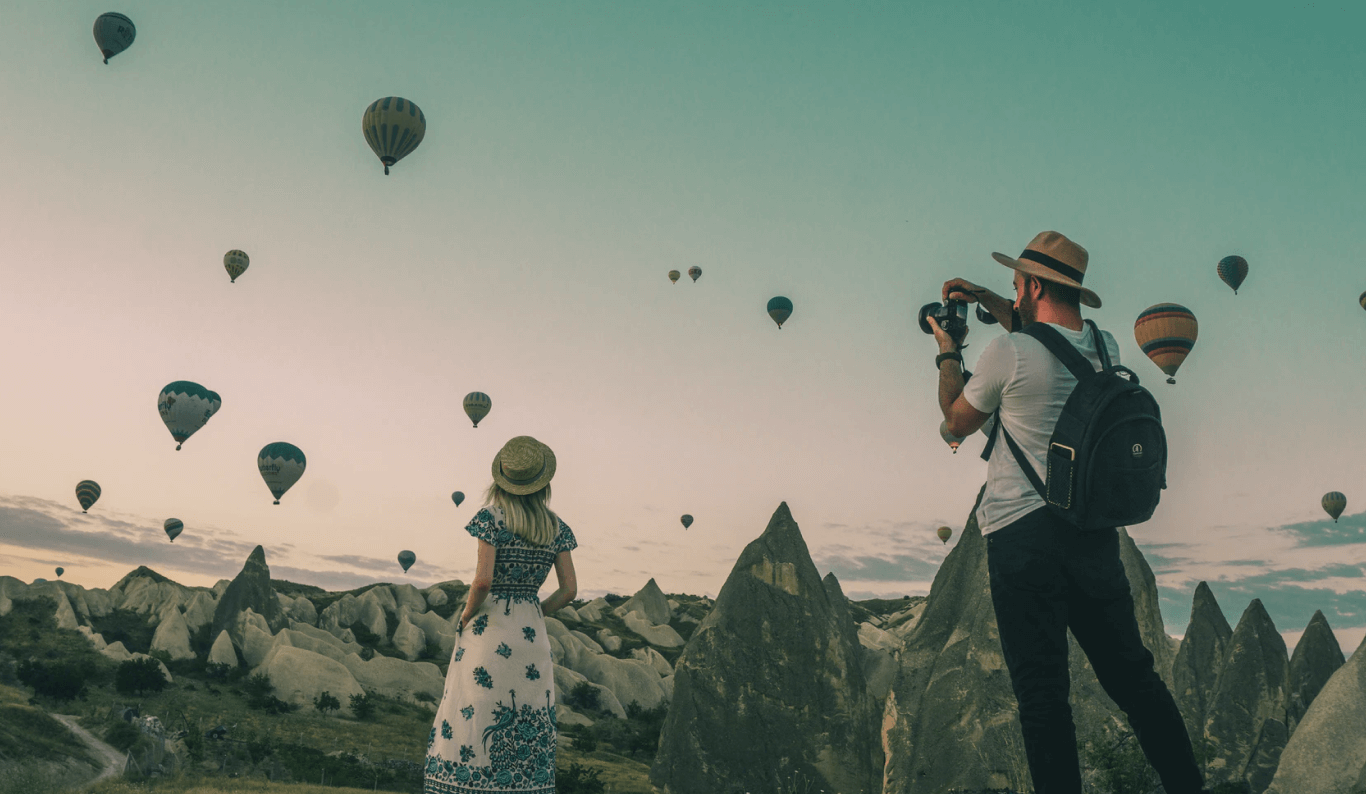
[767,296,793,329]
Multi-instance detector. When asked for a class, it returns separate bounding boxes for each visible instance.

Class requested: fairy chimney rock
[212,545,285,638]
[1264,633,1366,794]
[1286,609,1345,734]
[650,502,883,794]
[1173,581,1234,746]
[621,578,672,626]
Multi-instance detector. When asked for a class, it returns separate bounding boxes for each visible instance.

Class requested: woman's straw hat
[491,436,557,495]
[992,230,1101,308]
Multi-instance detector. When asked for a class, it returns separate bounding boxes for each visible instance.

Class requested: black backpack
[981,320,1167,530]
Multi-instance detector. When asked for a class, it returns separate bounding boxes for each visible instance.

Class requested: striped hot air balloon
[157,381,222,450]
[1134,303,1198,384]
[258,442,307,504]
[668,270,680,284]
[680,514,693,529]
[362,97,426,175]
[1322,491,1347,523]
[398,550,416,573]
[463,392,491,428]
[767,296,793,329]
[93,13,135,64]
[75,480,101,513]
[164,518,184,542]
[1217,255,1248,295]
[224,250,249,283]
[936,526,952,545]
[940,420,964,454]
[688,266,702,283]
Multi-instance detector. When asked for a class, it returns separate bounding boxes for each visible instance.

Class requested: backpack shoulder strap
[1086,319,1113,370]
[1022,322,1098,381]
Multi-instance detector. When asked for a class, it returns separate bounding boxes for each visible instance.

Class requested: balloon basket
[1166,378,1176,384]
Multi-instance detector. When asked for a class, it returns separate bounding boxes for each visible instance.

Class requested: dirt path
[52,714,124,786]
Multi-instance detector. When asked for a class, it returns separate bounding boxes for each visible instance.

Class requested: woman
[424,435,579,794]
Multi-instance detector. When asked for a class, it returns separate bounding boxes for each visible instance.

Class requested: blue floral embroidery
[473,666,493,689]
[525,663,540,681]
[495,642,512,659]
[441,720,453,740]
[472,615,489,635]
[428,727,436,749]
[464,508,579,616]
[460,745,475,763]
[454,647,465,662]
[522,626,536,642]
[461,705,474,721]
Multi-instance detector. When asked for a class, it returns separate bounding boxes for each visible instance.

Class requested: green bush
[313,691,341,714]
[564,681,600,713]
[114,657,167,696]
[104,720,141,752]
[16,658,89,701]
[567,723,598,752]
[88,609,156,655]
[350,691,377,720]
[558,762,605,794]
[1080,723,1160,794]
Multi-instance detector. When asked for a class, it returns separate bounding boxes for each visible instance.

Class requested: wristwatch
[935,352,963,369]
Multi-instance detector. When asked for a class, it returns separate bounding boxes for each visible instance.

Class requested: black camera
[918,293,998,346]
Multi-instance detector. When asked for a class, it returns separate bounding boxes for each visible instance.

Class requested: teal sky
[1,2,1363,655]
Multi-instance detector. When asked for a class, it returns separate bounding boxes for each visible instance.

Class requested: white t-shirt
[961,322,1121,535]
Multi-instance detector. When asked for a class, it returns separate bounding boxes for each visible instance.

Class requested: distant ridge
[111,566,177,590]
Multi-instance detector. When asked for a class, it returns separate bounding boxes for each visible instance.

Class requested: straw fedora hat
[992,231,1101,309]
[491,436,557,495]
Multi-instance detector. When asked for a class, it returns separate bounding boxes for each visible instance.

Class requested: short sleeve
[962,334,1017,415]
[465,508,499,545]
[553,517,578,554]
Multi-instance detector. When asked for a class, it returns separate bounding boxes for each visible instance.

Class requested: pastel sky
[2,2,1363,657]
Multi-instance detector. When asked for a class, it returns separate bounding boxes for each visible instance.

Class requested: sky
[1,1,1363,658]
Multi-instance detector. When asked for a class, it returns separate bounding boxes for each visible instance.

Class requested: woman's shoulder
[465,507,504,544]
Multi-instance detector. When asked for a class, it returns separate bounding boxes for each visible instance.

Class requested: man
[927,231,1209,794]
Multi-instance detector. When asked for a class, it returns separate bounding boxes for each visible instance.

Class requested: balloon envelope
[940,420,964,453]
[224,250,249,283]
[1217,255,1248,294]
[362,97,426,175]
[1322,491,1347,522]
[680,514,693,529]
[688,266,702,283]
[158,381,222,450]
[767,296,793,328]
[463,392,491,428]
[936,526,952,545]
[1134,304,1197,384]
[1359,291,1366,312]
[668,270,680,284]
[398,550,416,573]
[75,480,101,513]
[452,491,465,507]
[258,442,307,504]
[164,518,184,542]
[93,13,135,64]
[55,567,64,578]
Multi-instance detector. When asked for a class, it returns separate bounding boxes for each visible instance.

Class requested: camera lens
[918,302,942,335]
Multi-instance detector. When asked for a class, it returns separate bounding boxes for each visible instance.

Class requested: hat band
[500,460,546,486]
[1019,249,1084,284]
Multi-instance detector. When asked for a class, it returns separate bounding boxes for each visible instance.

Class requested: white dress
[424,506,578,794]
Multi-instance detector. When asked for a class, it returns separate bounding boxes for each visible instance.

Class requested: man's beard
[1017,292,1037,326]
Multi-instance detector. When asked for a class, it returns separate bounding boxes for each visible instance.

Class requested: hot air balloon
[224,250,249,283]
[258,442,307,504]
[668,270,680,284]
[767,296,793,329]
[362,97,426,175]
[1217,255,1248,295]
[93,13,135,64]
[1134,304,1198,384]
[940,421,964,453]
[75,480,101,513]
[1359,291,1366,312]
[398,550,416,573]
[688,266,702,283]
[463,392,491,428]
[1322,492,1347,523]
[452,491,465,507]
[936,526,952,545]
[157,381,222,450]
[680,514,693,530]
[55,567,65,578]
[164,518,184,542]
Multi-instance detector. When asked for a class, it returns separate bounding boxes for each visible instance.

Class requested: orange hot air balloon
[936,526,952,545]
[1134,303,1198,384]
[668,270,680,284]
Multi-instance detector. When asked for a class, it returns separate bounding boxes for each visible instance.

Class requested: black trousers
[986,507,1208,794]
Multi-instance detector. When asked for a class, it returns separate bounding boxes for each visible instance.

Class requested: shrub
[88,609,156,655]
[104,720,141,752]
[558,762,605,794]
[16,658,88,701]
[242,673,274,700]
[204,662,232,680]
[114,657,167,696]
[349,692,376,720]
[564,681,600,714]
[313,691,341,715]
[1080,724,1160,794]
[567,724,597,752]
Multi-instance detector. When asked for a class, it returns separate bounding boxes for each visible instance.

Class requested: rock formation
[1173,581,1234,748]
[208,630,239,667]
[1201,598,1290,794]
[212,546,285,638]
[149,607,195,661]
[390,614,426,661]
[1285,609,1345,734]
[1265,633,1366,794]
[651,502,882,794]
[622,611,684,647]
[881,487,1182,794]
[254,645,364,717]
[620,578,671,625]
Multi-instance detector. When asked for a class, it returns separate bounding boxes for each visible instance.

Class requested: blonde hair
[483,482,558,547]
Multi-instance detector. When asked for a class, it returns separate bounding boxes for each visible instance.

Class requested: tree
[558,762,605,794]
[114,657,167,696]
[16,658,89,701]
[349,692,376,720]
[314,691,341,715]
[565,681,600,714]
